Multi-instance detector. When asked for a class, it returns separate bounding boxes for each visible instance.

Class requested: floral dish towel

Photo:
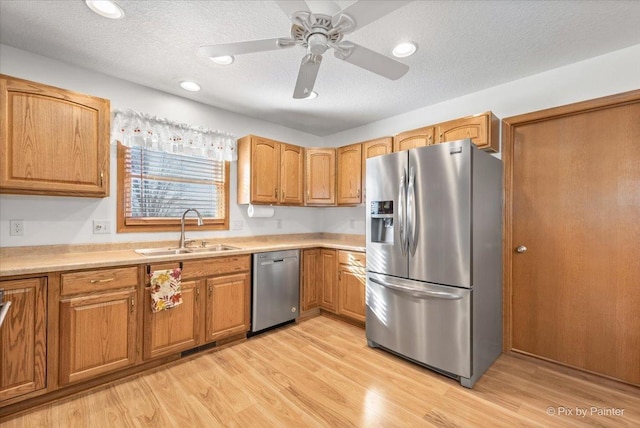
[150,268,183,313]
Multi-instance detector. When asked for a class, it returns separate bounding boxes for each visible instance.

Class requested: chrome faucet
[179,208,204,248]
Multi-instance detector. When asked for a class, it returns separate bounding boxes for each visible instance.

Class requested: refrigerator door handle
[369,277,463,300]
[398,170,407,255]
[407,166,417,256]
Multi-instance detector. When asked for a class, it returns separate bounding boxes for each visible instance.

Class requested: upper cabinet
[361,137,392,201]
[436,111,499,152]
[337,143,362,205]
[0,74,110,197]
[393,126,435,152]
[305,148,336,206]
[237,135,303,206]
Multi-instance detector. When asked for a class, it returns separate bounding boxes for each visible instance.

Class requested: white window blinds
[122,145,226,223]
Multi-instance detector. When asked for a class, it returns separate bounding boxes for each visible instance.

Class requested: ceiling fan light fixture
[180,81,201,92]
[211,55,234,65]
[392,42,417,58]
[84,0,124,19]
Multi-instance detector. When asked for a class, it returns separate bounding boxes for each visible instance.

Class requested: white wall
[2,43,639,247]
[0,45,326,247]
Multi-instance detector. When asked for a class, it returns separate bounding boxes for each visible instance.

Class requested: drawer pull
[90,278,115,284]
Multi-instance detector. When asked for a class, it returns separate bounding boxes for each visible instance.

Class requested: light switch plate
[93,220,110,234]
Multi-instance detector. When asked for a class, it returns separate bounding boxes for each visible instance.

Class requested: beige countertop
[0,233,365,277]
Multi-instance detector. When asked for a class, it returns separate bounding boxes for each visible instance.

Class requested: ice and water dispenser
[370,201,394,243]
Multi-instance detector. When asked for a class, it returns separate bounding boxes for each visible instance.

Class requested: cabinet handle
[282,190,285,198]
[100,170,104,187]
[208,285,213,297]
[338,271,342,280]
[357,188,360,199]
[439,133,443,141]
[130,297,135,314]
[90,278,115,284]
[275,188,278,198]
[196,287,200,302]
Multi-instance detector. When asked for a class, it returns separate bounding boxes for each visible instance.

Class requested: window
[117,143,229,232]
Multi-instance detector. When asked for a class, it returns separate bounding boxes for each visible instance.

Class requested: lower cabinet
[59,289,138,385]
[143,279,200,360]
[301,249,320,313]
[0,277,47,402]
[205,273,250,342]
[337,251,367,323]
[319,249,337,313]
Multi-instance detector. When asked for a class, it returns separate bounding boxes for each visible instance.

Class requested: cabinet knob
[130,297,135,313]
[357,189,361,199]
[516,245,527,254]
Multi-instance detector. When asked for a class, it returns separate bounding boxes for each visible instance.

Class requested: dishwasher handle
[260,256,298,266]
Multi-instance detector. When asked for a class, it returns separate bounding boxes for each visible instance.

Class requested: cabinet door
[393,126,434,152]
[361,137,392,201]
[251,137,280,204]
[205,273,250,342]
[338,268,366,323]
[0,74,110,197]
[143,280,200,360]
[0,278,47,402]
[301,249,320,312]
[59,289,137,385]
[280,143,304,205]
[436,112,498,152]
[305,148,336,205]
[319,249,337,313]
[337,143,363,205]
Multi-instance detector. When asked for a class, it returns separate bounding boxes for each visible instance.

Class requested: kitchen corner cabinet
[0,277,47,402]
[301,249,320,312]
[393,126,434,152]
[337,251,367,323]
[237,135,304,206]
[58,267,139,386]
[305,148,336,206]
[436,111,499,152]
[0,74,110,197]
[319,249,338,313]
[337,143,363,205]
[143,263,200,360]
[181,255,251,343]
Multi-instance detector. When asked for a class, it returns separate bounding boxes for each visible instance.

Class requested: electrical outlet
[93,220,111,234]
[231,220,243,230]
[10,220,24,236]
[276,219,282,229]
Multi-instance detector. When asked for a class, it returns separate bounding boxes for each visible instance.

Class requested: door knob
[516,245,527,253]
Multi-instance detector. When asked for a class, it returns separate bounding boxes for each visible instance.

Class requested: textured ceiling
[1,1,639,136]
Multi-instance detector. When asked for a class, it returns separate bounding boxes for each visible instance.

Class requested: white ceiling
[1,1,639,137]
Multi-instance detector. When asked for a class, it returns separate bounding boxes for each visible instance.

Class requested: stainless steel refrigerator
[365,138,502,388]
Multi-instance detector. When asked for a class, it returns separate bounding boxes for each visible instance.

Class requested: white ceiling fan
[199,0,413,98]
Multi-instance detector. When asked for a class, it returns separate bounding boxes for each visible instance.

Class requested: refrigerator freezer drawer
[366,273,471,378]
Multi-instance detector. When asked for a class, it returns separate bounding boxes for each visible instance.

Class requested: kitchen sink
[135,244,240,257]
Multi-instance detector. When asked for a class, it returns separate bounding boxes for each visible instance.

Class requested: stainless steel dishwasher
[251,249,300,333]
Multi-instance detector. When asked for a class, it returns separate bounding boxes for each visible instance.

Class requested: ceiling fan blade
[333,0,412,32]
[199,38,293,58]
[275,0,310,20]
[335,42,409,80]
[293,54,323,99]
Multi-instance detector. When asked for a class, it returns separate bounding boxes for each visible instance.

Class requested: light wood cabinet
[0,74,110,197]
[337,251,366,323]
[182,255,252,343]
[393,126,434,152]
[305,148,336,206]
[143,262,200,360]
[237,135,304,206]
[337,143,363,205]
[301,249,320,312]
[435,111,499,152]
[0,278,47,402]
[361,137,392,201]
[59,289,137,385]
[205,273,250,342]
[319,249,337,313]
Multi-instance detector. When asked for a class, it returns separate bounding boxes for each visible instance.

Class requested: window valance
[111,109,236,161]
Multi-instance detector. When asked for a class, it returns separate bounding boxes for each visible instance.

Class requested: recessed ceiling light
[392,42,417,58]
[305,91,318,100]
[85,0,124,19]
[180,81,201,92]
[211,56,234,65]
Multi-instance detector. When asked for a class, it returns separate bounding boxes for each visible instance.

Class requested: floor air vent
[181,341,218,358]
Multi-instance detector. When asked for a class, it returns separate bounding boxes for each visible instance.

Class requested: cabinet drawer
[338,251,366,267]
[182,255,251,279]
[61,266,138,295]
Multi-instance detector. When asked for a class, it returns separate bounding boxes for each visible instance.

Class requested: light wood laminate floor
[3,316,639,427]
